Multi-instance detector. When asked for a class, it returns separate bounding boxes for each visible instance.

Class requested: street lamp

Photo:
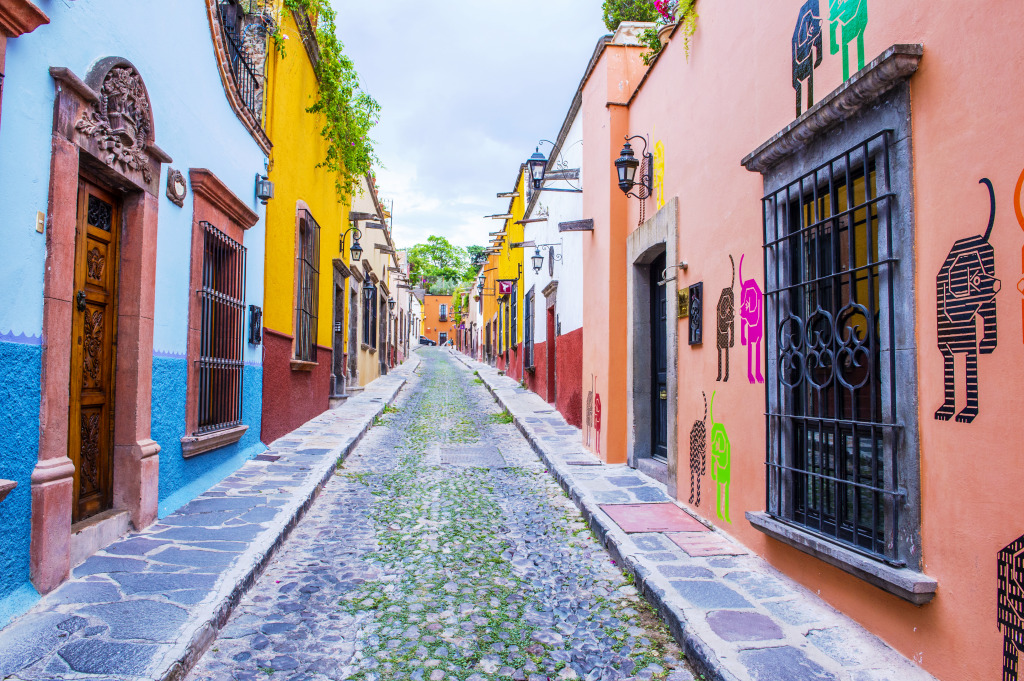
[614,135,652,199]
[388,297,396,311]
[531,247,544,274]
[527,147,547,190]
[340,224,364,262]
[362,279,375,302]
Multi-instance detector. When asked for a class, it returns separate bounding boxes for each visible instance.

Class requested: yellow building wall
[262,4,350,349]
[496,171,526,347]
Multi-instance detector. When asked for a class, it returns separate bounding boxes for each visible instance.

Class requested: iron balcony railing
[218,0,268,128]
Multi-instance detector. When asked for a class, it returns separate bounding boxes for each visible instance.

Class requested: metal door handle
[76,290,87,311]
[660,389,667,400]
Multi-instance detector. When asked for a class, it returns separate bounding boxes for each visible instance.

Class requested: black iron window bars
[295,209,321,362]
[198,221,247,434]
[217,0,268,128]
[762,130,903,565]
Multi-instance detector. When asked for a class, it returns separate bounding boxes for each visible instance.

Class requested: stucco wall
[0,1,267,612]
[0,339,41,623]
[615,2,1024,678]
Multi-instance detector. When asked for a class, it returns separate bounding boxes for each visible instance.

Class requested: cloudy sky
[329,0,608,250]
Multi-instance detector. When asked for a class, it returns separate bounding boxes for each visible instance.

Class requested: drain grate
[440,445,507,468]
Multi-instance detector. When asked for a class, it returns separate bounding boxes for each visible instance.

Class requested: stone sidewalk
[0,355,419,681]
[449,349,936,681]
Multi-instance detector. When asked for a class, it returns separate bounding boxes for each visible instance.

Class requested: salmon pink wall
[615,2,1024,679]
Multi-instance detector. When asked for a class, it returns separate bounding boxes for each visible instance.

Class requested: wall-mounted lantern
[524,140,582,193]
[527,148,547,190]
[340,223,363,262]
[388,297,396,311]
[255,173,274,204]
[614,135,652,199]
[531,247,545,274]
[363,279,375,302]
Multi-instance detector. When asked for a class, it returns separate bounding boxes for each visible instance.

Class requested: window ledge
[181,424,248,459]
[741,43,923,174]
[0,479,17,503]
[360,343,376,354]
[746,511,937,605]
[290,359,317,372]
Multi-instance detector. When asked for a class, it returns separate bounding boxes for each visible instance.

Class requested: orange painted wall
[422,295,455,345]
[580,43,650,463]
[605,2,1024,679]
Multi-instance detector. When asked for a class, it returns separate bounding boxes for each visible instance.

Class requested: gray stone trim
[746,512,937,605]
[741,44,923,173]
[180,424,248,459]
[626,198,679,500]
[0,479,16,503]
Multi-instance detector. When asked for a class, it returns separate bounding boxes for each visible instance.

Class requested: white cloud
[329,0,608,248]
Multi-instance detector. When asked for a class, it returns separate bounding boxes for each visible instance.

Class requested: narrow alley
[187,349,694,681]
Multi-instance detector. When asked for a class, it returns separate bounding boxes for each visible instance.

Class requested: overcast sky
[328,0,608,250]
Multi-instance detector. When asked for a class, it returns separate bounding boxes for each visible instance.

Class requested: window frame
[294,209,321,363]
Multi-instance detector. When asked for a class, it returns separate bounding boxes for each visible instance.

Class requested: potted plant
[639,0,698,63]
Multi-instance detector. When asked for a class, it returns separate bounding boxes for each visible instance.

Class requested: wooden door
[546,307,556,403]
[69,179,120,522]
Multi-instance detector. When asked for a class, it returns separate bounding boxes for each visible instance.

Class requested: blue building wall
[0,1,268,622]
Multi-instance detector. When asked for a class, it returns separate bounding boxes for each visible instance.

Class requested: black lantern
[388,297,396,311]
[614,135,652,199]
[478,274,486,289]
[349,237,363,262]
[363,279,375,302]
[527,147,547,190]
[255,173,274,204]
[531,247,544,275]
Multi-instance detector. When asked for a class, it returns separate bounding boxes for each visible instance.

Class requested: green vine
[640,0,699,65]
[282,0,381,199]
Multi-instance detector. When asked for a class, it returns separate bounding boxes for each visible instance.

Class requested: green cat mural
[829,0,868,81]
[709,391,731,523]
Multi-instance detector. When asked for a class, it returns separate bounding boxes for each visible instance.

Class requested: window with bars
[363,283,377,348]
[295,209,320,362]
[511,283,518,352]
[197,222,247,434]
[524,287,535,369]
[762,130,904,565]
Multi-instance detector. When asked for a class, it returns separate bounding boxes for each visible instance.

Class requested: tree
[602,0,658,31]
[407,236,468,286]
[464,245,487,280]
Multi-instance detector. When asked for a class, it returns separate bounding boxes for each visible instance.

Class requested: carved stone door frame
[34,58,171,593]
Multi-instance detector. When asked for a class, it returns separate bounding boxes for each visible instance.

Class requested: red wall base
[556,327,583,428]
[261,328,332,444]
[525,340,548,399]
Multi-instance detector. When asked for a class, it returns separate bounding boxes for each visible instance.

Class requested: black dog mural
[793,0,823,117]
[935,178,1001,423]
[717,255,736,381]
[999,533,1024,680]
[688,391,707,507]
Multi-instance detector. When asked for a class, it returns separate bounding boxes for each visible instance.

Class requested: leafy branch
[283,0,381,199]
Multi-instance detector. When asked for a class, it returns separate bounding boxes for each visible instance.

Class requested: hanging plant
[282,0,381,199]
[641,0,699,64]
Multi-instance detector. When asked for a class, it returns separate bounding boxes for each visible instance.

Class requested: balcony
[217,0,271,130]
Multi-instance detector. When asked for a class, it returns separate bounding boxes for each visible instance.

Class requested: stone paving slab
[0,355,419,681]
[449,349,937,681]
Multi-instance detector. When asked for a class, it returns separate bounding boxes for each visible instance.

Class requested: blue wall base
[158,439,264,518]
[0,582,40,631]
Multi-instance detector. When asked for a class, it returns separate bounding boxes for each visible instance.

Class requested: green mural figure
[709,390,731,523]
[829,0,868,81]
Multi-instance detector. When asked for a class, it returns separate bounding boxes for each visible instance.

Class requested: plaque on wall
[688,282,703,345]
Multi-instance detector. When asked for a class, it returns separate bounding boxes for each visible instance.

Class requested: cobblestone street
[188,349,695,681]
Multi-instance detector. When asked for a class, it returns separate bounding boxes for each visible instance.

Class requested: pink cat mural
[739,254,764,384]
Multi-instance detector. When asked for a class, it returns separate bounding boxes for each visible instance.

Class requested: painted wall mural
[739,255,764,384]
[999,533,1024,681]
[717,255,736,381]
[793,0,824,117]
[654,140,666,211]
[1013,168,1024,344]
[935,179,1000,424]
[594,392,602,456]
[688,391,707,507]
[709,390,731,523]
[829,0,868,81]
[586,374,595,447]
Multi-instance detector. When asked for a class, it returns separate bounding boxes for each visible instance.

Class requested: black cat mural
[793,0,824,117]
[935,178,1001,424]
[688,391,707,507]
[999,534,1024,681]
[717,255,736,381]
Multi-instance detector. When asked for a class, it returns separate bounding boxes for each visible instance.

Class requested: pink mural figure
[594,393,602,456]
[739,255,764,384]
[1014,168,1024,345]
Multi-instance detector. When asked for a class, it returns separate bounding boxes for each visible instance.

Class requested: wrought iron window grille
[762,129,904,565]
[197,221,247,434]
[217,0,272,128]
[295,209,321,362]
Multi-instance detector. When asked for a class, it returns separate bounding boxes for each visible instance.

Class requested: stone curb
[157,353,422,681]
[446,350,736,681]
